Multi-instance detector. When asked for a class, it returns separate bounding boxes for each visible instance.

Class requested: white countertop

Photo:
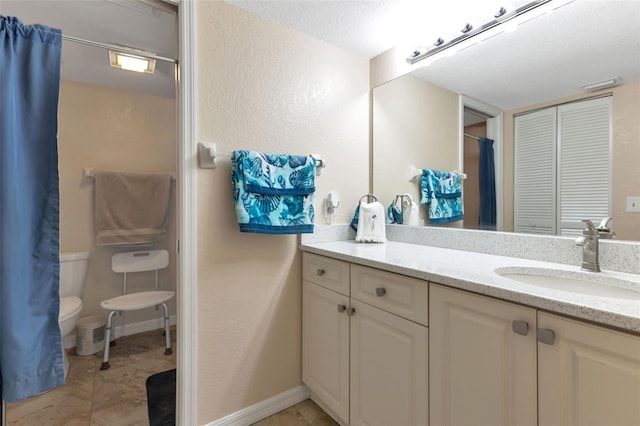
[300,240,640,334]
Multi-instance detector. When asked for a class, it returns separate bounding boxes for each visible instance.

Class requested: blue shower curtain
[0,16,64,402]
[478,137,496,230]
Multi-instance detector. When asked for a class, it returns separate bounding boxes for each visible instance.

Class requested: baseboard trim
[63,315,177,349]
[207,385,310,426]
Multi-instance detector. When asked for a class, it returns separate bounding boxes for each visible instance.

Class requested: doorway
[459,95,504,231]
[0,0,180,423]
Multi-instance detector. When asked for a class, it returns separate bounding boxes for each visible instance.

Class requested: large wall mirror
[373,0,639,241]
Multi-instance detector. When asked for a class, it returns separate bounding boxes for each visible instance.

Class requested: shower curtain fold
[478,137,497,230]
[0,16,64,402]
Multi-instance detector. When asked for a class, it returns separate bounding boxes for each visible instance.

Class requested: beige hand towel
[94,171,171,246]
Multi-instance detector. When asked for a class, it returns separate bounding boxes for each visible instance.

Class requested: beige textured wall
[195,1,369,423]
[372,74,459,224]
[503,80,640,240]
[611,80,640,241]
[57,80,177,325]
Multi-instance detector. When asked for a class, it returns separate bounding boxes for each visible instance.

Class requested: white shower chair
[99,249,174,370]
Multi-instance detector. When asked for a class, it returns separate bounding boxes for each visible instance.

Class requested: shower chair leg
[100,310,117,370]
[161,303,172,355]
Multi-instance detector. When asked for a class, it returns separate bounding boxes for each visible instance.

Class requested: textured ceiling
[229,0,640,110]
[1,0,638,110]
[226,0,532,58]
[0,0,177,99]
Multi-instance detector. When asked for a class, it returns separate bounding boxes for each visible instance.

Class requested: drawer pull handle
[337,304,347,313]
[346,307,356,316]
[316,269,325,277]
[375,287,386,297]
[537,328,555,345]
[512,320,529,336]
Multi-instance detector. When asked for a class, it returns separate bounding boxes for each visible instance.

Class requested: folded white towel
[355,201,387,243]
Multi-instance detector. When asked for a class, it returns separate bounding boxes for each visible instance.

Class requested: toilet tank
[59,251,91,298]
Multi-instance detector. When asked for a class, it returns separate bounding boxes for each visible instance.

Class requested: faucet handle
[581,219,597,236]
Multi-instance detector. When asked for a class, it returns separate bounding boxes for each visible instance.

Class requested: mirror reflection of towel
[387,202,403,224]
[420,169,464,224]
[94,171,171,246]
[402,193,419,226]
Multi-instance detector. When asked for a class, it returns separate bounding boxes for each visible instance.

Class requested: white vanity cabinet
[430,284,640,426]
[538,312,640,426]
[429,284,538,426]
[302,254,351,423]
[302,253,428,425]
[349,266,428,426]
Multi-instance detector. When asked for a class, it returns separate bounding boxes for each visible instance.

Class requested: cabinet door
[538,312,640,426]
[302,281,350,423]
[429,284,537,426]
[350,299,428,426]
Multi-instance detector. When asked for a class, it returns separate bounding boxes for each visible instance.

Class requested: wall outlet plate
[626,196,640,212]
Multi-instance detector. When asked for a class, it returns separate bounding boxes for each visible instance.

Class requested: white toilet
[59,251,91,377]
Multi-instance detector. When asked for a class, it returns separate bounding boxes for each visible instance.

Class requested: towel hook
[393,194,413,218]
[359,193,378,204]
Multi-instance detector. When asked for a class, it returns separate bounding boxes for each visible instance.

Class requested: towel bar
[408,166,467,182]
[82,167,175,181]
[197,142,326,175]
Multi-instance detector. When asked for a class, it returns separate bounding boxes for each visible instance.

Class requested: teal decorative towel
[420,169,464,224]
[232,150,316,234]
[242,152,315,195]
[350,205,360,232]
[387,201,403,224]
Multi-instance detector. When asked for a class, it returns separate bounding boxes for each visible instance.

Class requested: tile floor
[6,327,336,426]
[6,327,177,426]
[252,399,338,426]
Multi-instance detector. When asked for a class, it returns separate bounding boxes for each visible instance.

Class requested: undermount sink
[494,266,640,299]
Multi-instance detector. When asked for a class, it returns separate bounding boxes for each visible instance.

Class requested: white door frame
[176,0,197,424]
[459,95,504,231]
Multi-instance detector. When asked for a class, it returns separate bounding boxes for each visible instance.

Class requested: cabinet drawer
[303,252,350,296]
[351,265,428,326]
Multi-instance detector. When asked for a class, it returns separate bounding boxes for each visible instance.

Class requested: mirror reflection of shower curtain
[478,138,496,230]
[0,16,64,403]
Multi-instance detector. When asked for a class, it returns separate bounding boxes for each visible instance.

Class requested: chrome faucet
[596,216,616,239]
[575,219,600,272]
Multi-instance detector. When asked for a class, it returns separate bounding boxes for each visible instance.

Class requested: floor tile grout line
[89,353,98,425]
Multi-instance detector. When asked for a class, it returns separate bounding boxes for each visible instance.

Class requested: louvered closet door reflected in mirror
[514,96,611,237]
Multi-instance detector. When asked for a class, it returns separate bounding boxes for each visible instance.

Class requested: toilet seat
[59,296,82,322]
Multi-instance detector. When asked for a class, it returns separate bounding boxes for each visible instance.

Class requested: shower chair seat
[101,291,174,311]
[100,249,174,370]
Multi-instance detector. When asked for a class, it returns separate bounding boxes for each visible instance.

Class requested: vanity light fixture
[108,50,156,74]
[582,78,620,92]
[407,0,575,65]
